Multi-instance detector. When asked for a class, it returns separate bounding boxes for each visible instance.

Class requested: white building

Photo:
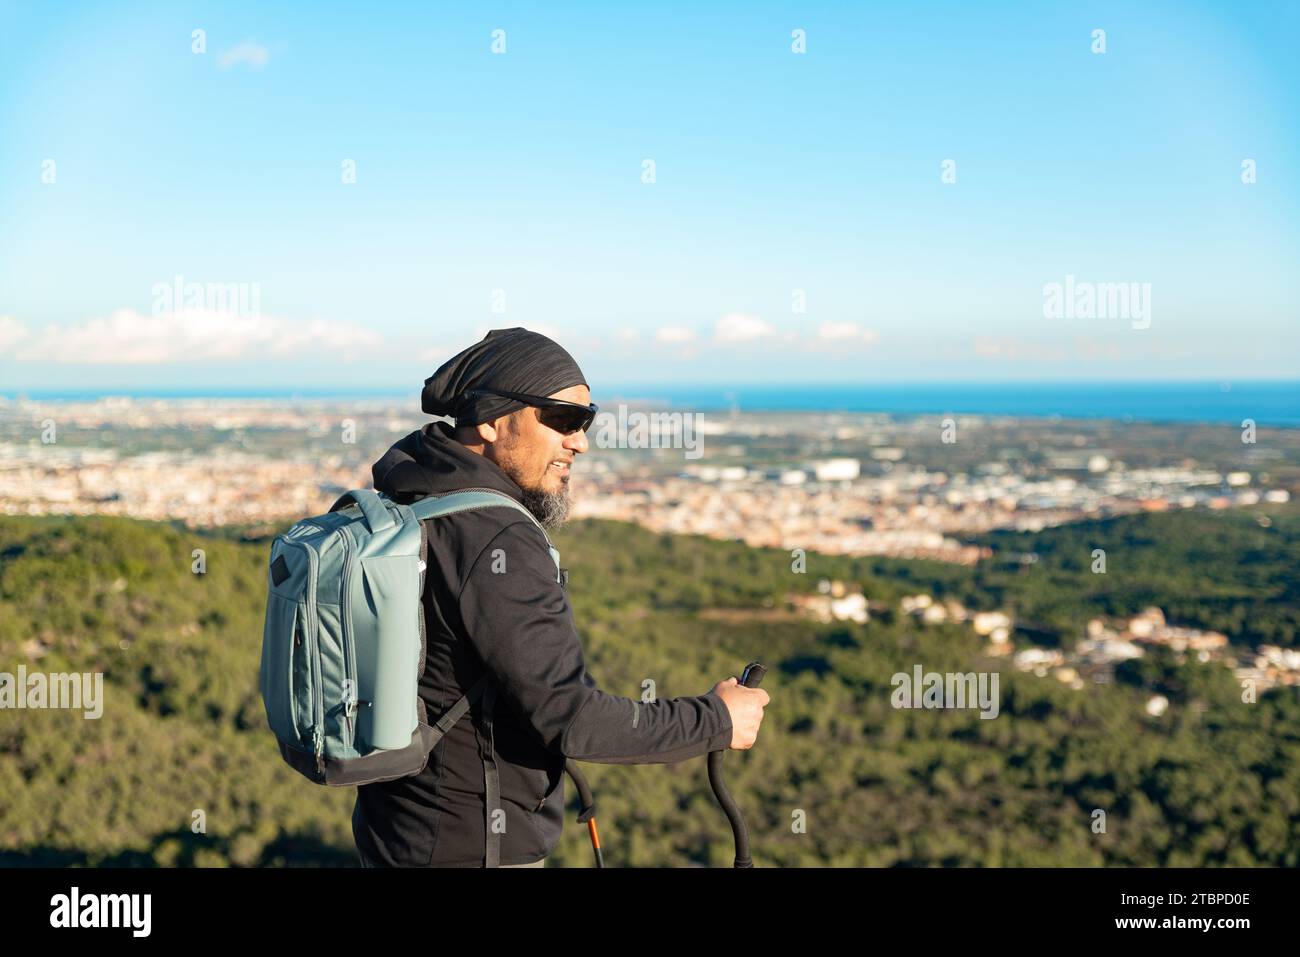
[811,458,860,482]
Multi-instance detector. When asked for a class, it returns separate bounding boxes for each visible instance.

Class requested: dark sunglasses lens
[540,406,594,434]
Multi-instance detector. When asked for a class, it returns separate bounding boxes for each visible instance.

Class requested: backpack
[258,486,561,787]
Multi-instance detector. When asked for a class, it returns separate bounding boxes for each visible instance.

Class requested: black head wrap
[421,327,589,426]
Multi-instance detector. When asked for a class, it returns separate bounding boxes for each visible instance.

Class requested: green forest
[1,505,1297,867]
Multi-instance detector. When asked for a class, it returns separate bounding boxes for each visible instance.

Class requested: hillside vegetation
[1,507,1297,866]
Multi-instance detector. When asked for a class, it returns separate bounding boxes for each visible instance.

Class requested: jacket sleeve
[457,520,733,765]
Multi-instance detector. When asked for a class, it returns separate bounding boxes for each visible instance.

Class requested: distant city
[1,394,1295,568]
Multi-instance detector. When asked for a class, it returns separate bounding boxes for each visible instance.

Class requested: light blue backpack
[258,487,560,786]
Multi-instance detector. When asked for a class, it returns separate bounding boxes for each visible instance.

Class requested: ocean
[2,382,1297,426]
[607,382,1300,426]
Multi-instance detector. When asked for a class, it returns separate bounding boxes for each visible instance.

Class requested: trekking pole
[707,660,767,868]
[564,759,604,868]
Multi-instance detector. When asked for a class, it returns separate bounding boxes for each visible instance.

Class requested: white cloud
[655,326,695,344]
[816,321,879,345]
[8,308,380,364]
[525,322,562,340]
[0,315,29,352]
[714,313,774,343]
[219,41,270,70]
[419,345,453,363]
[971,336,1068,363]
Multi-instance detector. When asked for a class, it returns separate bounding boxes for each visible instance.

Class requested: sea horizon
[2,380,1297,426]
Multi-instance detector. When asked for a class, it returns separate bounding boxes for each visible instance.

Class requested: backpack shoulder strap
[406,489,562,582]
[422,675,488,751]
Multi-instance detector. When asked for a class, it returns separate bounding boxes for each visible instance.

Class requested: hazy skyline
[1,1,1297,391]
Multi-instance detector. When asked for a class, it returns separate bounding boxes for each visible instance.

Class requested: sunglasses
[463,388,599,434]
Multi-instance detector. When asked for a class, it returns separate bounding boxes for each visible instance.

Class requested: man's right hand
[712,676,770,750]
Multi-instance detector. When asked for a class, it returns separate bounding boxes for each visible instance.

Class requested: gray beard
[520,485,571,530]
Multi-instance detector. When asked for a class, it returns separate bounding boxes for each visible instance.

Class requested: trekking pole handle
[709,660,766,868]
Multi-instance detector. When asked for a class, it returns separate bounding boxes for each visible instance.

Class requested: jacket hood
[371,420,525,504]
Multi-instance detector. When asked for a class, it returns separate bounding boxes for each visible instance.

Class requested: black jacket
[351,421,733,866]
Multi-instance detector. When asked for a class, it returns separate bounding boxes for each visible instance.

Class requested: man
[352,328,770,867]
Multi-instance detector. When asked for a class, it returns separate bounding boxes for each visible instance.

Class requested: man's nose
[564,429,589,454]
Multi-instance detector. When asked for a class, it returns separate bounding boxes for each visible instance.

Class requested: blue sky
[1,0,1297,392]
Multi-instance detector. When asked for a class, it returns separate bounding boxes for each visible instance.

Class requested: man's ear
[479,407,526,443]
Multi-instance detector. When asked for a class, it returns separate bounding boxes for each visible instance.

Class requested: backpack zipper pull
[342,694,358,740]
[313,727,325,777]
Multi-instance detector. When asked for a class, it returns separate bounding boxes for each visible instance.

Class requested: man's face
[485,384,591,498]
